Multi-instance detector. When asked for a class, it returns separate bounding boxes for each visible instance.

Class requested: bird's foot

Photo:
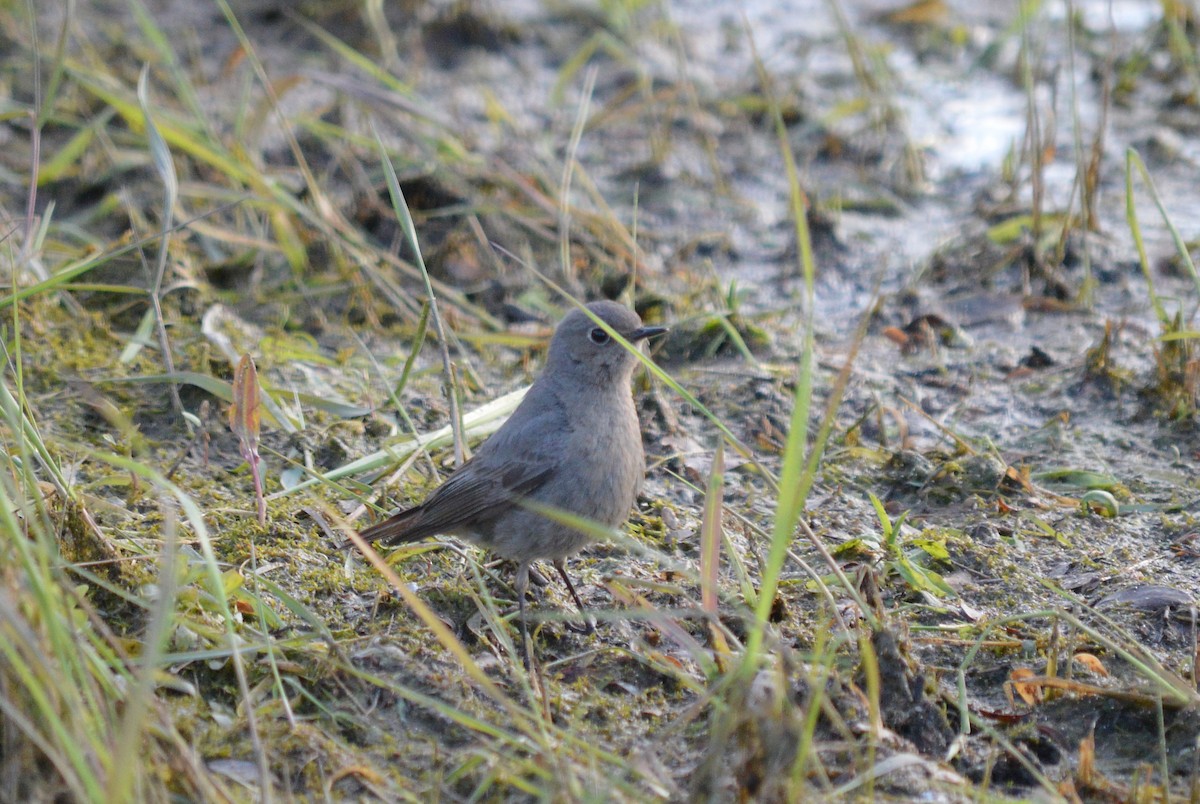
[565,618,595,635]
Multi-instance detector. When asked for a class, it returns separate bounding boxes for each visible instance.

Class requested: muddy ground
[7,0,1200,800]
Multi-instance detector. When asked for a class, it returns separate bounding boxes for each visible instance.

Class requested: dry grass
[2,1,1199,801]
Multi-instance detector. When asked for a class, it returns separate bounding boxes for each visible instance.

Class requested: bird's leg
[515,560,532,668]
[526,564,551,588]
[553,559,595,635]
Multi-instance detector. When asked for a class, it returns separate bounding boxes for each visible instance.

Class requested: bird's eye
[588,327,610,345]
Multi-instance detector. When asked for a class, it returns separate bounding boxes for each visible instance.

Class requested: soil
[9,0,1200,799]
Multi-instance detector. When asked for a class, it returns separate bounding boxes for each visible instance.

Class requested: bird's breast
[554,395,644,526]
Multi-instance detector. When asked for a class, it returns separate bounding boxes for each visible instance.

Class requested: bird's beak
[628,325,668,342]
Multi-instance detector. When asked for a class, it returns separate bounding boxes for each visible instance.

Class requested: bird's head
[545,300,666,387]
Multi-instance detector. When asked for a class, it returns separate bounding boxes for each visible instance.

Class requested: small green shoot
[852,492,956,598]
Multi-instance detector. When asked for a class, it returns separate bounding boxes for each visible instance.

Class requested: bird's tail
[348,506,428,548]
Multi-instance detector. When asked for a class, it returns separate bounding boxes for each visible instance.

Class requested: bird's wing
[359,450,557,545]
[409,456,554,535]
[359,380,567,545]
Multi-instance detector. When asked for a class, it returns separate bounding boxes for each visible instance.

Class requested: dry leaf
[229,354,267,525]
[882,326,909,347]
[886,0,949,26]
[1077,731,1095,785]
[1072,652,1109,677]
[1007,667,1043,706]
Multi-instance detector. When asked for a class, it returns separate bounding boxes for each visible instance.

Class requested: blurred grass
[3,0,1198,799]
[0,326,233,798]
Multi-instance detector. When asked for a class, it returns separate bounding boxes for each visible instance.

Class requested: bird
[358,300,666,660]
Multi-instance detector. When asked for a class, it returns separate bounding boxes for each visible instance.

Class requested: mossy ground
[4,0,1200,801]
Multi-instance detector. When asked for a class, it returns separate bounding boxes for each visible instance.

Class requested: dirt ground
[6,0,1200,800]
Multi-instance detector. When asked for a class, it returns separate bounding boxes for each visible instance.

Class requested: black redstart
[359,300,666,658]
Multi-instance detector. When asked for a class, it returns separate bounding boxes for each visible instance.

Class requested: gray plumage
[359,300,665,656]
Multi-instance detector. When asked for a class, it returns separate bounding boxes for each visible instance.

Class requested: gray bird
[359,300,666,657]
